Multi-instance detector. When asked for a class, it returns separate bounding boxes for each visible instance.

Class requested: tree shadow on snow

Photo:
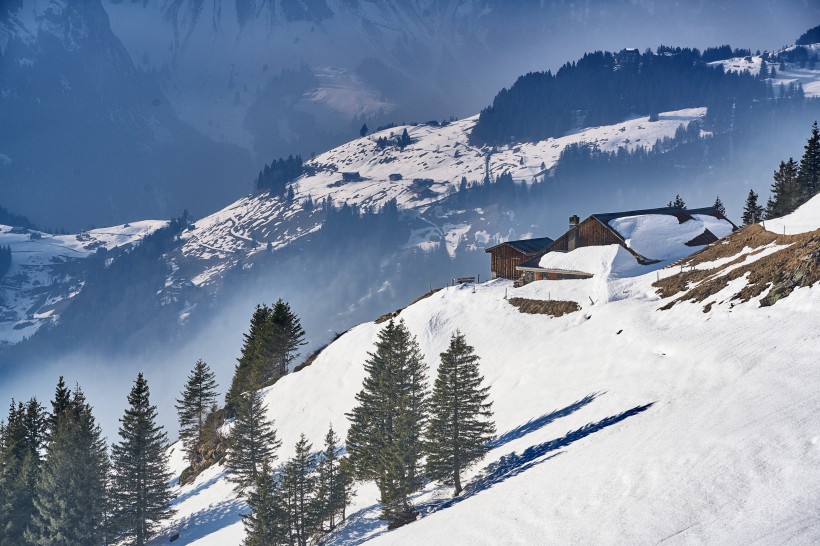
[425,401,655,515]
[489,392,601,450]
[150,498,245,545]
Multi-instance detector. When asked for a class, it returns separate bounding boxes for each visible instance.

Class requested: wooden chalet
[485,237,554,280]
[515,206,737,283]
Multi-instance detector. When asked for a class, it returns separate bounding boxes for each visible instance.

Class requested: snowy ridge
[0,221,166,344]
[155,198,820,545]
[174,108,707,287]
[709,44,820,97]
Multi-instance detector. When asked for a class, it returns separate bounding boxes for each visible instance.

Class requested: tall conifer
[797,121,820,200]
[110,373,174,546]
[346,319,428,528]
[281,434,319,546]
[227,389,281,494]
[742,190,764,225]
[242,461,287,546]
[425,332,495,497]
[27,388,109,545]
[175,359,219,466]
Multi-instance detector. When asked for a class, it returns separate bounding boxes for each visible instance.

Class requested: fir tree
[175,359,219,466]
[346,319,429,528]
[797,121,820,200]
[226,301,306,416]
[742,189,764,225]
[242,461,288,546]
[110,373,174,546]
[315,424,350,532]
[280,434,319,546]
[227,389,281,494]
[47,376,71,440]
[270,299,307,378]
[767,159,800,218]
[359,123,368,137]
[0,398,47,545]
[667,194,686,208]
[425,332,495,497]
[712,196,726,216]
[26,388,109,546]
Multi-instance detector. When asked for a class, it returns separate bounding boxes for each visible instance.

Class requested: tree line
[0,374,172,546]
[742,121,820,224]
[469,46,767,145]
[0,245,10,279]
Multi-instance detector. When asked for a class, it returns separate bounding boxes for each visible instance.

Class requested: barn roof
[485,237,554,254]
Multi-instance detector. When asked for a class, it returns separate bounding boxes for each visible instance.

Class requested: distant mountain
[0,0,253,230]
[2,41,820,381]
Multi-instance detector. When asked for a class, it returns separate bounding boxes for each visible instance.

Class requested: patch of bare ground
[652,224,820,310]
[375,288,443,324]
[507,297,581,316]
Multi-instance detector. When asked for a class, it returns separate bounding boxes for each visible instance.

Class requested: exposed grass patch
[507,297,580,316]
[653,224,820,310]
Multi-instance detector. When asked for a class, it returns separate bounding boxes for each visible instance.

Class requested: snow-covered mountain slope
[709,44,820,97]
[0,221,166,344]
[152,195,820,545]
[175,108,707,285]
[0,103,707,350]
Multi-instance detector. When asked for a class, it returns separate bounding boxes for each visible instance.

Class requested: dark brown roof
[485,237,554,254]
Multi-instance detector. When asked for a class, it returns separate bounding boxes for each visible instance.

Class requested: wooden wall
[549,217,624,252]
[489,245,527,279]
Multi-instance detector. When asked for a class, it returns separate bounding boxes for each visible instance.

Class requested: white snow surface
[176,108,707,288]
[0,220,165,343]
[761,193,820,235]
[156,228,820,545]
[537,244,641,277]
[709,45,820,98]
[608,213,727,261]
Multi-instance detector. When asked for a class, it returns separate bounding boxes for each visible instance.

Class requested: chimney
[568,215,580,251]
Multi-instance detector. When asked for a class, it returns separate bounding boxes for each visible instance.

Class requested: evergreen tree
[742,189,764,225]
[227,389,281,494]
[425,332,495,497]
[346,319,429,528]
[797,121,820,200]
[280,434,319,546]
[175,359,219,466]
[226,301,306,416]
[315,424,350,532]
[667,194,686,208]
[26,388,109,546]
[767,159,801,218]
[0,398,46,545]
[712,196,726,216]
[46,376,71,443]
[242,461,288,546]
[269,299,307,378]
[110,373,174,546]
[359,123,368,137]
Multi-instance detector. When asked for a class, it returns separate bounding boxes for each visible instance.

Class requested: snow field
[159,202,820,544]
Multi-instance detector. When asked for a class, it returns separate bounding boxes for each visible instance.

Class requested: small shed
[485,237,554,280]
[341,171,362,182]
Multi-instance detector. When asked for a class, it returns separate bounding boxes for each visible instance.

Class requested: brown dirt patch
[652,224,820,310]
[507,297,581,316]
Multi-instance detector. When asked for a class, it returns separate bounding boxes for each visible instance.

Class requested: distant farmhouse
[486,206,737,284]
[484,237,554,280]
